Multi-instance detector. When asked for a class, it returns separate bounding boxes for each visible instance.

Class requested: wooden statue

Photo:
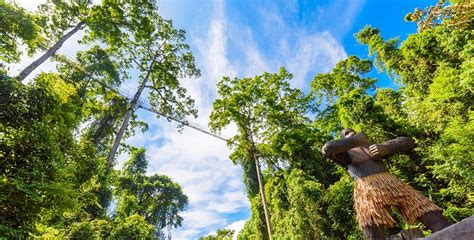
[322,129,451,240]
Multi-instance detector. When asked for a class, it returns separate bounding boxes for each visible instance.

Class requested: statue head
[340,128,356,138]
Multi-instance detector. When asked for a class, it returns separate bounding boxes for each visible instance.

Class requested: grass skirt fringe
[354,172,442,229]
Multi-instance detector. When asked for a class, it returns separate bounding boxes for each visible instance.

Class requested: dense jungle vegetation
[1,0,472,239]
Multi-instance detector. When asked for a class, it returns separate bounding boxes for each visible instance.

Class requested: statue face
[341,128,356,138]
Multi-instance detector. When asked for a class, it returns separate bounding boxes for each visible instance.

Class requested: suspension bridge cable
[52,49,243,149]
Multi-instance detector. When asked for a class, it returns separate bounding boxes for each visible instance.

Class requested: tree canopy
[1,0,472,239]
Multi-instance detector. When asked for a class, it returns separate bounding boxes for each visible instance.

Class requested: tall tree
[96,1,200,174]
[115,148,188,239]
[54,46,132,155]
[210,67,312,239]
[52,46,129,219]
[1,2,197,237]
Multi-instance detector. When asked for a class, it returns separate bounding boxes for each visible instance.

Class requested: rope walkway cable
[51,50,248,150]
[80,72,234,145]
[137,104,232,144]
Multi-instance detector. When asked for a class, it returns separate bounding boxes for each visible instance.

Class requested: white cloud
[227,220,247,240]
[315,0,366,38]
[141,110,247,239]
[287,31,347,89]
[172,229,201,240]
[199,219,246,240]
[242,38,271,77]
[192,1,237,108]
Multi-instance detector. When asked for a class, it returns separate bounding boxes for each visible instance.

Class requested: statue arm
[322,132,369,166]
[322,132,370,154]
[323,151,351,166]
[369,137,415,158]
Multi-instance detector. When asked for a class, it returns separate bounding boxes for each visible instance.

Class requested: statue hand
[369,144,389,157]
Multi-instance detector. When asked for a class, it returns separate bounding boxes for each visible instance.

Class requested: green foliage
[238,168,360,239]
[267,169,325,239]
[404,0,473,32]
[319,175,362,239]
[0,1,42,66]
[429,114,474,220]
[0,74,189,238]
[311,55,375,104]
[115,148,189,237]
[36,0,89,42]
[210,66,311,173]
[0,75,81,238]
[110,214,156,240]
[52,47,128,220]
[311,55,399,141]
[199,228,235,240]
[210,67,316,239]
[354,3,473,220]
[67,221,97,239]
[1,0,472,239]
[84,1,201,123]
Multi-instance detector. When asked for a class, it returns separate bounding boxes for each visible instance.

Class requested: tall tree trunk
[105,61,154,174]
[246,124,272,240]
[17,21,85,82]
[252,147,273,240]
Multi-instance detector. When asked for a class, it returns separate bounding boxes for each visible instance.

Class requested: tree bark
[105,61,154,174]
[243,124,273,239]
[253,150,273,240]
[17,21,85,82]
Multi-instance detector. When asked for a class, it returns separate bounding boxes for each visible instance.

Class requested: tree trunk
[251,146,273,240]
[247,138,272,240]
[17,21,85,82]
[105,61,154,174]
[244,126,273,240]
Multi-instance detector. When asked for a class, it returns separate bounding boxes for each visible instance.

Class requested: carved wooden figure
[322,129,450,240]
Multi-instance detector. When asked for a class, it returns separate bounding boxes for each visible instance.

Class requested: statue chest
[346,146,387,179]
[347,145,373,163]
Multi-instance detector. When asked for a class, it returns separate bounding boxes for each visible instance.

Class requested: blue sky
[13,0,436,239]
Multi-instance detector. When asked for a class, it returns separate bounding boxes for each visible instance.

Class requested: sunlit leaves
[0,1,42,67]
[0,75,81,237]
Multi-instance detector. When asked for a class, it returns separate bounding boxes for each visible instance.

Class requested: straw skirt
[354,172,442,229]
